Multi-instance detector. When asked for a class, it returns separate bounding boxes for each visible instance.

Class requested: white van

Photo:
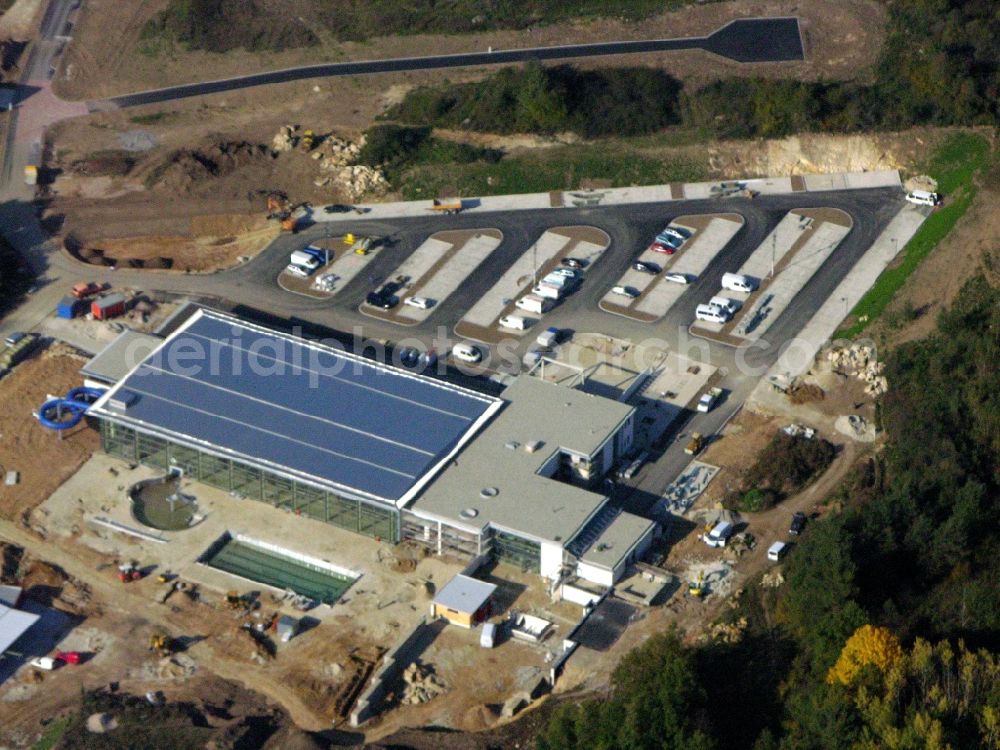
[499,314,529,330]
[696,304,729,324]
[905,190,939,207]
[767,541,788,562]
[721,273,757,293]
[289,250,321,270]
[704,521,734,548]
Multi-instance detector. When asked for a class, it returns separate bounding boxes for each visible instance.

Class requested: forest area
[537,274,1000,750]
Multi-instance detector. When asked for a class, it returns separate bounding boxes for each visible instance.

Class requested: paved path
[93,18,804,110]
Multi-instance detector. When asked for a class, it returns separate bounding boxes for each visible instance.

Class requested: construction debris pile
[708,617,748,644]
[271,125,387,200]
[400,661,447,706]
[827,343,887,397]
[318,165,388,200]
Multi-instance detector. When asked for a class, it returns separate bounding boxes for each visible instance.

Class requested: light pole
[770,232,776,278]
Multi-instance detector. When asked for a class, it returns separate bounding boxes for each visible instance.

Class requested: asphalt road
[95,17,803,110]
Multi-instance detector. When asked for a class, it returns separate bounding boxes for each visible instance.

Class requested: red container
[91,293,127,320]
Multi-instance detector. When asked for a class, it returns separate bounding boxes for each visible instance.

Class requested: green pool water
[204,537,355,605]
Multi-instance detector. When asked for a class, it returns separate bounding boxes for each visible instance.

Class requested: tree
[827,625,903,685]
[537,631,716,750]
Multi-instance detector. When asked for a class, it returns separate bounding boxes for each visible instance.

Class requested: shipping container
[92,293,127,320]
[56,296,80,319]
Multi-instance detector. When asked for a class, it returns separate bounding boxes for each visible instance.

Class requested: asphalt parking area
[691,208,852,345]
[572,597,636,652]
[359,229,502,326]
[599,214,744,322]
[455,226,610,344]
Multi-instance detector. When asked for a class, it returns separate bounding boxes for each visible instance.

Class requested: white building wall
[561,583,604,607]
[540,541,565,580]
[576,561,614,588]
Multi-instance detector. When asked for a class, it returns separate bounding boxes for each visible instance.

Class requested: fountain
[129,470,198,531]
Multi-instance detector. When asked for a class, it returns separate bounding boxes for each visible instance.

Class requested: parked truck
[697,387,723,413]
[23,165,37,186]
[515,295,552,315]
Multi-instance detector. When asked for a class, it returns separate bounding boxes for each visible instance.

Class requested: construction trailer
[92,293,127,320]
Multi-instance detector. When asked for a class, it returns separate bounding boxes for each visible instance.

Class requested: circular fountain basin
[129,474,197,531]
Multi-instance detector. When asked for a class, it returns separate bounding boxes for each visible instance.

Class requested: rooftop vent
[108,389,138,410]
[505,441,520,450]
[460,508,479,519]
[480,487,499,499]
[524,440,543,453]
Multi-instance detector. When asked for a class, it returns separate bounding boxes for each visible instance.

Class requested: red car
[649,242,675,255]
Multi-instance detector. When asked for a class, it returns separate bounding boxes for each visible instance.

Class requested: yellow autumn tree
[827,624,904,685]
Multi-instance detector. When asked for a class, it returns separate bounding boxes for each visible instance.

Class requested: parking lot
[690,208,852,345]
[359,229,502,325]
[599,213,744,322]
[454,226,609,344]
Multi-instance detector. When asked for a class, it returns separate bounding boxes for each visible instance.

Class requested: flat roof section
[580,512,656,571]
[433,574,497,615]
[0,603,39,656]
[411,376,634,545]
[89,309,502,505]
[81,330,162,385]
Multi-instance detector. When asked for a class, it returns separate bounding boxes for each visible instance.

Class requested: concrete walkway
[765,203,927,381]
[310,171,903,224]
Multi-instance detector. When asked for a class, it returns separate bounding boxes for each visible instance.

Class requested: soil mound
[151,141,272,191]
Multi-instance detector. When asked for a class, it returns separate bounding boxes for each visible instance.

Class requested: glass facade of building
[99,420,399,542]
[491,530,541,573]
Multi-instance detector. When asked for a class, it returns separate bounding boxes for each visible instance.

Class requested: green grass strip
[836,133,990,338]
[32,716,73,750]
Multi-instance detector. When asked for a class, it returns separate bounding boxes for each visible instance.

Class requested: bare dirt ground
[877,184,1000,346]
[0,343,98,523]
[67,213,280,273]
[55,0,886,101]
[0,537,305,748]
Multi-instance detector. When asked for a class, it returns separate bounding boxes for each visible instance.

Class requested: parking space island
[455,226,610,343]
[599,214,744,322]
[691,208,852,344]
[277,237,381,299]
[361,229,503,326]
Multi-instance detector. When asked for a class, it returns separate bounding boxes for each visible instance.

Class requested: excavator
[149,632,176,657]
[265,192,304,232]
[688,571,706,598]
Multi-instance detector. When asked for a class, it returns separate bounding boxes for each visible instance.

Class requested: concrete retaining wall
[350,616,443,727]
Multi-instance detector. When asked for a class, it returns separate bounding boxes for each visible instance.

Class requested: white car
[611,285,639,299]
[664,272,690,284]
[404,296,434,310]
[285,264,311,278]
[451,342,482,363]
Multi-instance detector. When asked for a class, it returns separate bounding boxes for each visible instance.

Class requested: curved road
[95,17,803,109]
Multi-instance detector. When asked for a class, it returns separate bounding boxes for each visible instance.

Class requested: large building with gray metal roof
[86,307,656,585]
[87,308,502,542]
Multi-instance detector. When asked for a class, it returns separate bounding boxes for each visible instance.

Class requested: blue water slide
[37,387,106,430]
